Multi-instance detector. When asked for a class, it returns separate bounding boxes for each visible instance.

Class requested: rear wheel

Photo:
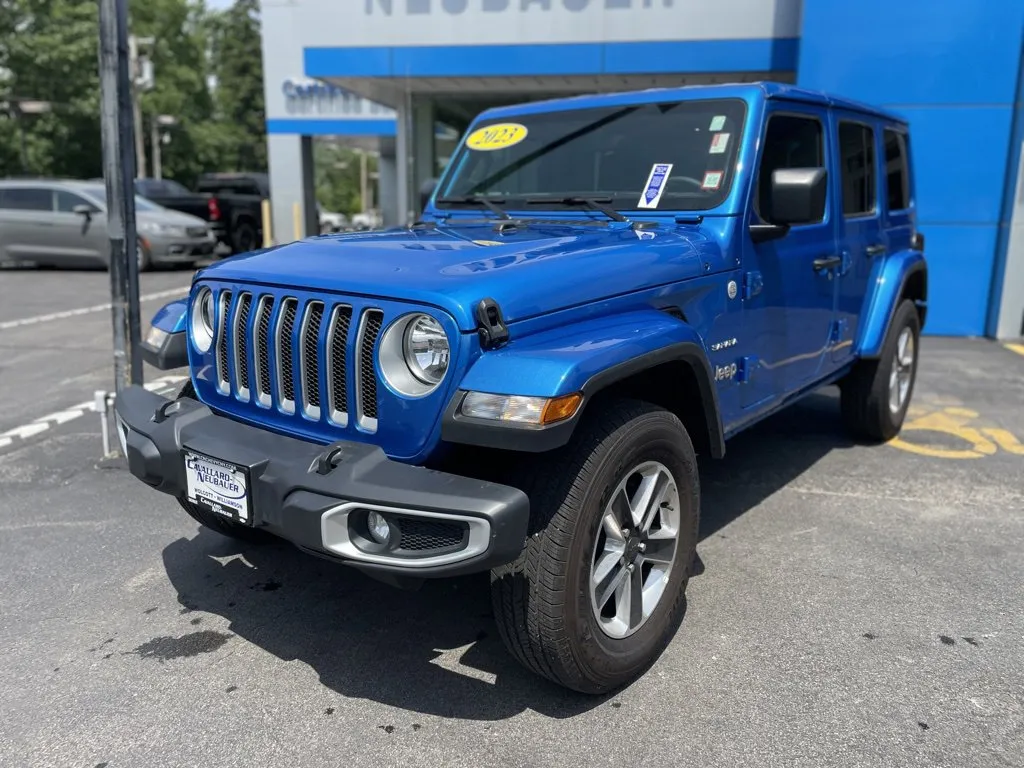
[840,298,921,441]
[174,380,273,543]
[490,399,699,693]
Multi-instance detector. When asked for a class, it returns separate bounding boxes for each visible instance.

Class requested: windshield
[81,185,161,212]
[436,98,746,213]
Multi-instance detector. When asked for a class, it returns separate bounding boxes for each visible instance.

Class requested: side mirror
[766,167,827,225]
[418,177,438,212]
[72,204,96,217]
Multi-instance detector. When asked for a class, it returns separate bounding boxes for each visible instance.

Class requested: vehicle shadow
[159,389,855,720]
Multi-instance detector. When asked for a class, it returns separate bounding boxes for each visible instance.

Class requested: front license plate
[184,450,252,525]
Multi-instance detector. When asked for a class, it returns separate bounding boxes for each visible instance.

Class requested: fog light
[367,510,391,545]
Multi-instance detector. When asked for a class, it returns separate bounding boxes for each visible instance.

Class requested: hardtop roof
[476,81,908,126]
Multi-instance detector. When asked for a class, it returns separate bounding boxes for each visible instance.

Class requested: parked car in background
[0,178,215,271]
[194,173,268,254]
[318,206,349,234]
[133,178,213,224]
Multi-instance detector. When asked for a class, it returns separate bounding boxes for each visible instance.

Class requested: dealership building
[259,0,1024,339]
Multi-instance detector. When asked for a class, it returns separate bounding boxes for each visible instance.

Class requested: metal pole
[128,34,147,179]
[359,149,368,214]
[16,116,27,174]
[98,0,143,394]
[151,116,161,180]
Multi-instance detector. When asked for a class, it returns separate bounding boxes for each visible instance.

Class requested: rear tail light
[207,197,221,221]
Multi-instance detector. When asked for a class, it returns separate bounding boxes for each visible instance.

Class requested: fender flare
[141,298,189,370]
[856,251,927,359]
[441,310,725,456]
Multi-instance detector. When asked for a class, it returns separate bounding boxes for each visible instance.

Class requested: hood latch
[475,298,509,350]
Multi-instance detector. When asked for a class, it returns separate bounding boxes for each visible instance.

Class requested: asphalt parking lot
[1,265,1023,768]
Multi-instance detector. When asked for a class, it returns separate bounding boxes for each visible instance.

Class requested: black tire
[173,380,273,544]
[840,298,921,442]
[490,398,699,694]
[230,220,258,255]
[136,239,151,273]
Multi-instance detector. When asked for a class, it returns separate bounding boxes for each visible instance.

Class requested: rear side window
[838,122,876,216]
[883,129,910,211]
[757,113,825,223]
[0,187,52,211]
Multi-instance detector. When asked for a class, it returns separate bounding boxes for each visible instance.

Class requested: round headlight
[190,287,214,352]
[378,313,451,397]
[403,315,450,385]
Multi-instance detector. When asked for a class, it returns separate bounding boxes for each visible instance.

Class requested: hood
[199,220,719,331]
[139,208,208,226]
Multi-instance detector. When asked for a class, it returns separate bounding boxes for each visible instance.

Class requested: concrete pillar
[994,142,1024,338]
[412,97,437,213]
[267,132,316,245]
[378,135,399,228]
[395,93,413,227]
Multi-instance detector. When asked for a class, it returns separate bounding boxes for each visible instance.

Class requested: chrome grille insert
[253,296,274,407]
[325,304,353,426]
[276,297,298,414]
[355,309,383,432]
[215,290,232,394]
[233,292,252,401]
[299,301,324,420]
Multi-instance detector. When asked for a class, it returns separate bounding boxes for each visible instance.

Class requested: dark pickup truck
[133,173,267,255]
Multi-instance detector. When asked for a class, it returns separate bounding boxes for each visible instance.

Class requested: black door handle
[813,255,842,271]
[865,243,886,256]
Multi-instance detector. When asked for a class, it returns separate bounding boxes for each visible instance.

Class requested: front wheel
[490,399,699,693]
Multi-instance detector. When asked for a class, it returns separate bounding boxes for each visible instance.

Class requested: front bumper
[145,234,217,262]
[113,385,530,578]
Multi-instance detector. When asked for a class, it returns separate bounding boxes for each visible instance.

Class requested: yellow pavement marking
[1005,343,1024,357]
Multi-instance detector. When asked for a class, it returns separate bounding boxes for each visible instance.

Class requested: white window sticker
[636,163,674,209]
[709,115,726,131]
[701,171,724,191]
[709,133,730,154]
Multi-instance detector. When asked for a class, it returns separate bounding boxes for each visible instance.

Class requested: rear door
[0,187,60,264]
[831,113,884,364]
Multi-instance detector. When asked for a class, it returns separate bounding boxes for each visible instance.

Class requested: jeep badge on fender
[118,82,926,694]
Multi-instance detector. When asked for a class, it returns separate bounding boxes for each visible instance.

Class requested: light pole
[150,114,176,180]
[128,34,155,178]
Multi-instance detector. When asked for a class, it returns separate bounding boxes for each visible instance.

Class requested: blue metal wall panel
[798,0,1024,336]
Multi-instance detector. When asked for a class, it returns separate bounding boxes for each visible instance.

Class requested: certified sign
[466,123,528,151]
[184,451,251,524]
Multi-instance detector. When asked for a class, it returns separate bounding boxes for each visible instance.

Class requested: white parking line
[0,375,187,452]
[0,287,190,331]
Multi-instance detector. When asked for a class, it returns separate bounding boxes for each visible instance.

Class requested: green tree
[208,0,266,173]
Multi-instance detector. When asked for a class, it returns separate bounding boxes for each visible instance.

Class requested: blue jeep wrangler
[116,82,926,693]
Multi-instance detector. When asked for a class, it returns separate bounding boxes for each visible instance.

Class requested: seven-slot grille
[212,290,385,432]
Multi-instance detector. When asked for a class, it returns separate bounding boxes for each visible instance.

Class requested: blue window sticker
[637,163,674,209]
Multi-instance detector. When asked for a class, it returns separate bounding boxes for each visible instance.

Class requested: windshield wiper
[524,195,629,223]
[435,194,511,219]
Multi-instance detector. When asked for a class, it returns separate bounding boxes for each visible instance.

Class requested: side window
[838,122,877,216]
[883,129,910,211]
[757,114,825,224]
[56,190,91,213]
[0,187,53,211]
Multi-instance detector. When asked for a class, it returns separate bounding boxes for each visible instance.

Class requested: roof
[477,81,907,125]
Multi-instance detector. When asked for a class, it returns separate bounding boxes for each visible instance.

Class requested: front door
[52,189,108,265]
[740,108,840,409]
[830,113,884,365]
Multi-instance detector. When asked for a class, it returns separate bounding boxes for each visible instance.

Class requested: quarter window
[838,122,877,216]
[0,187,52,211]
[883,129,910,211]
[757,113,825,223]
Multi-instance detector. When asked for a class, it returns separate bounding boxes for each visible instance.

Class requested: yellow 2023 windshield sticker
[466,123,528,151]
